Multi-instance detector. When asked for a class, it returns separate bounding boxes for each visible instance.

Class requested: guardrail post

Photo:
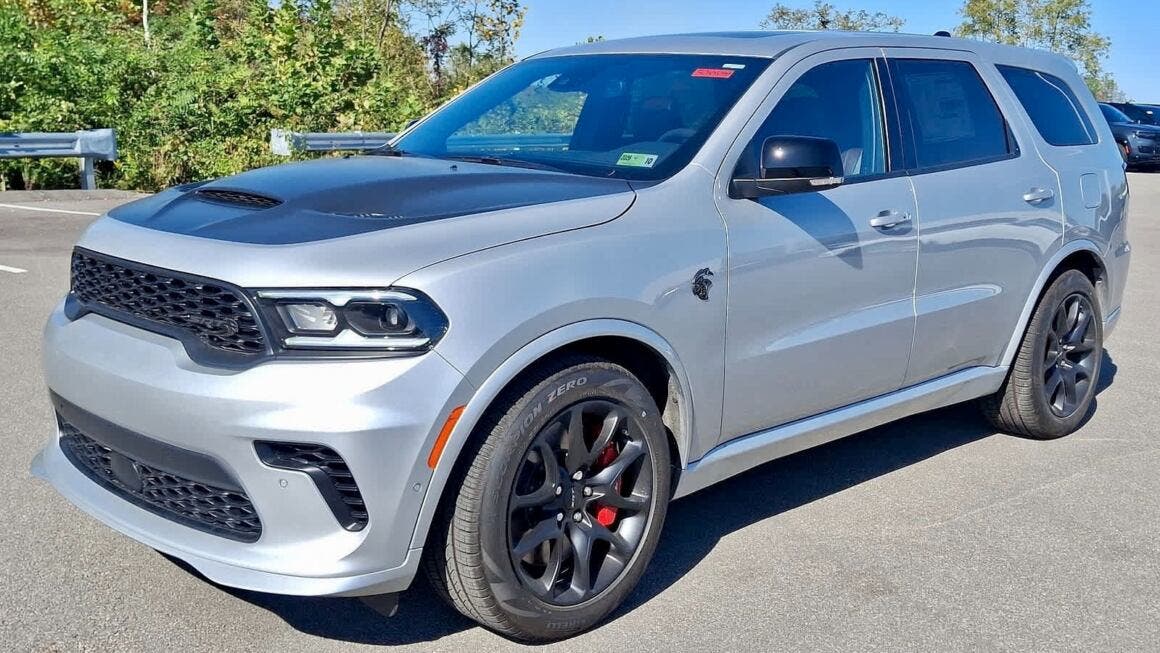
[79,156,96,190]
[0,128,116,189]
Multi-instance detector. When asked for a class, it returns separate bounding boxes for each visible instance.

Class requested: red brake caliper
[593,444,620,527]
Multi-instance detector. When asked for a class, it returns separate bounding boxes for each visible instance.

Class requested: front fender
[409,319,695,550]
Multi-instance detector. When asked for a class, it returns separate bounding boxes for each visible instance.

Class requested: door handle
[1023,187,1055,204]
[869,210,911,229]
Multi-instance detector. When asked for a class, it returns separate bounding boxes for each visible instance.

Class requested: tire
[981,269,1103,439]
[424,355,672,642]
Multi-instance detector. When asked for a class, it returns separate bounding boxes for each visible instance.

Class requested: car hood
[1110,121,1160,135]
[78,156,636,287]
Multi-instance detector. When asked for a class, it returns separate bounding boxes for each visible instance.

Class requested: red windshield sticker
[692,68,734,79]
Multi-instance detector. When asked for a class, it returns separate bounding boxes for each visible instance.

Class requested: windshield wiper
[442,155,569,174]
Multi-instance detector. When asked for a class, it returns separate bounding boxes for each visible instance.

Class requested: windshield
[1100,104,1132,124]
[392,54,771,181]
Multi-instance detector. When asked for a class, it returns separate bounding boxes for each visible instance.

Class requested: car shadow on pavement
[611,350,1118,623]
[165,352,1116,646]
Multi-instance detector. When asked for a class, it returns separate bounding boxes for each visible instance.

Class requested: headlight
[1134,130,1159,140]
[255,289,447,355]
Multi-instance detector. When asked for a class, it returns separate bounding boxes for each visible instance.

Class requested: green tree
[0,0,526,189]
[761,1,904,32]
[957,0,1124,100]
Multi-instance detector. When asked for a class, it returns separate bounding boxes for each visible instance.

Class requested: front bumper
[33,303,470,596]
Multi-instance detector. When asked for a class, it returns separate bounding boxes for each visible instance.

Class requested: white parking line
[0,203,100,216]
[0,265,28,274]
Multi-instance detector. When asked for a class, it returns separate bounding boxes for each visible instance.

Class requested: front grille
[69,249,267,357]
[193,188,282,209]
[255,442,368,530]
[58,417,263,542]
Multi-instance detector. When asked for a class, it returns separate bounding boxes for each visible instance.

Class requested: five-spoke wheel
[508,400,654,604]
[982,269,1103,439]
[425,356,671,642]
[1042,293,1099,417]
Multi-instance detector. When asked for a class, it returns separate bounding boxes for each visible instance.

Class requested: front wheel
[424,355,671,642]
[981,269,1103,439]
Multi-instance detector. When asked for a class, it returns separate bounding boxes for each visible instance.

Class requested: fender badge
[692,268,714,301]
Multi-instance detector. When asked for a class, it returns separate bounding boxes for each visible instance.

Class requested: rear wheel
[424,355,671,642]
[981,270,1103,439]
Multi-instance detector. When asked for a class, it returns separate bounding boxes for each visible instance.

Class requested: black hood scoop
[193,188,283,209]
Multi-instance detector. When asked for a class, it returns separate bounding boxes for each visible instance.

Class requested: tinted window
[997,65,1097,146]
[1111,103,1158,125]
[741,59,887,179]
[1100,103,1132,124]
[890,59,1013,169]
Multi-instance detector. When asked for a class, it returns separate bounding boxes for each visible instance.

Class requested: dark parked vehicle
[1106,101,1160,125]
[1100,103,1160,168]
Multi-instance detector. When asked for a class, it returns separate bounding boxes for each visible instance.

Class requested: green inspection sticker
[616,152,659,168]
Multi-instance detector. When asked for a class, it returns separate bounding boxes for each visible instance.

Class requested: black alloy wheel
[981,269,1103,440]
[424,356,671,642]
[507,399,654,605]
[1041,293,1099,417]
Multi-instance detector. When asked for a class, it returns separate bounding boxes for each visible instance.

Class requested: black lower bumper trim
[52,393,262,542]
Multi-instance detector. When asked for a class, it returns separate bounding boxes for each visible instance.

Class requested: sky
[513,0,1157,101]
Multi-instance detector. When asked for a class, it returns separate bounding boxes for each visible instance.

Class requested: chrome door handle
[1023,187,1055,204]
[869,210,911,229]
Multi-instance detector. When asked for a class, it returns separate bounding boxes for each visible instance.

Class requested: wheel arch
[408,319,694,550]
[999,240,1108,368]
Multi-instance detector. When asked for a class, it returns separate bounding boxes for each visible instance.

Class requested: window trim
[887,57,1022,177]
[994,64,1099,148]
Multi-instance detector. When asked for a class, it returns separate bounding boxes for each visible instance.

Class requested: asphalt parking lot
[1,179,1158,652]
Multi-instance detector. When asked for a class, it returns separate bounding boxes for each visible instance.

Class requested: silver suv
[34,32,1130,641]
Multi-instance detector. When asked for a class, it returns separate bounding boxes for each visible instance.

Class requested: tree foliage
[0,0,525,189]
[761,1,905,32]
[957,0,1124,100]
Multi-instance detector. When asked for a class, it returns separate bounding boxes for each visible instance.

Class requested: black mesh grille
[58,418,262,542]
[193,188,282,209]
[256,442,368,530]
[70,250,267,356]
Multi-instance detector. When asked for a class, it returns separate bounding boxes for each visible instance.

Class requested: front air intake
[255,442,368,531]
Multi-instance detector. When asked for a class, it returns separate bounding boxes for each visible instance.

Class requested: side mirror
[732,136,844,199]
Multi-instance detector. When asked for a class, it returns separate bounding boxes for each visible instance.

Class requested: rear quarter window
[996,65,1097,147]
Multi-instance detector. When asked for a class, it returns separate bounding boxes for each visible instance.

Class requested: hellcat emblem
[692,268,714,301]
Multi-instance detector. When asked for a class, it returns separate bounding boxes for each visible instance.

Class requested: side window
[996,65,1097,146]
[890,59,1014,169]
[741,59,887,179]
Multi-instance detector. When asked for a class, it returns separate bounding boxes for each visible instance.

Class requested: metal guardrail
[270,130,574,156]
[270,130,395,156]
[0,129,116,189]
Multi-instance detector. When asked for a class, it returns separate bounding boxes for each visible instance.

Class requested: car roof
[531,30,1071,65]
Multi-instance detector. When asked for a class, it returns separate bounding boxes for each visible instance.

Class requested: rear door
[883,50,1065,386]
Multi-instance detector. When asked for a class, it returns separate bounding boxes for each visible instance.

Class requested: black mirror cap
[732,135,845,198]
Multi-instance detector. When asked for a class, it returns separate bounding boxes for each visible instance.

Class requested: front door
[714,52,919,442]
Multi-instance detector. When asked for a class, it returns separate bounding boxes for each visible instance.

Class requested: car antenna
[934,30,952,37]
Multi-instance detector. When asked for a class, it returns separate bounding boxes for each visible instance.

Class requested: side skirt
[673,366,1008,499]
